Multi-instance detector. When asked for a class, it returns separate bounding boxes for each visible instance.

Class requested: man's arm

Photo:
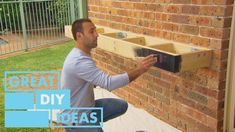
[74,54,157,91]
[127,55,157,82]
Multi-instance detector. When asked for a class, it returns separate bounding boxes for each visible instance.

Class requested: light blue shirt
[61,48,129,109]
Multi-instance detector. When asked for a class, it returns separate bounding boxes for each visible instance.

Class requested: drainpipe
[224,1,235,132]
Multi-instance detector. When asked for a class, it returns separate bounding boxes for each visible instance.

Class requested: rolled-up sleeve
[74,56,129,91]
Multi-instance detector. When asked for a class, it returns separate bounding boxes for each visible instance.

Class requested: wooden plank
[180,51,212,71]
[122,37,146,46]
[96,28,104,33]
[66,25,212,73]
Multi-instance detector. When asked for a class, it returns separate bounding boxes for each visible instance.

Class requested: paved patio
[94,87,181,132]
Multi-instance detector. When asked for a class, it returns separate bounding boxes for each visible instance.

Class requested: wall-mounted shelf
[65,25,212,73]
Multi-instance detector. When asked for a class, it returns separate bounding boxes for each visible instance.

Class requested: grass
[0,41,74,131]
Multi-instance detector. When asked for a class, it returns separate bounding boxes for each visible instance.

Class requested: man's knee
[119,100,128,114]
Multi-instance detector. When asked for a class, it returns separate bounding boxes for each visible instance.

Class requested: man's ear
[76,32,82,39]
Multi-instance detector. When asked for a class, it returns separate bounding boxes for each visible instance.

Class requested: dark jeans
[66,98,128,132]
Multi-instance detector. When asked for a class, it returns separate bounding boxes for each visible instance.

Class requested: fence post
[19,0,28,51]
[70,0,75,22]
[78,0,87,18]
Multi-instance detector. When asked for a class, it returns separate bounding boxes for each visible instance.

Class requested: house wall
[88,0,234,131]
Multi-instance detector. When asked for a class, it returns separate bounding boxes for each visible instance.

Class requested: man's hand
[136,54,157,72]
[128,54,157,82]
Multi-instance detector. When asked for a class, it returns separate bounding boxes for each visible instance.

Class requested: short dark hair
[71,18,92,40]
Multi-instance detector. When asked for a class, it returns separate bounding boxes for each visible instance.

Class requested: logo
[4,71,103,128]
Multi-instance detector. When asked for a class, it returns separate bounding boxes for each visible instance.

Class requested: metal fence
[0,0,86,55]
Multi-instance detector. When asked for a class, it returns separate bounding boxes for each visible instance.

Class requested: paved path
[95,87,181,132]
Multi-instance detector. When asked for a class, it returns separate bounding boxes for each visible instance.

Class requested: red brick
[193,110,208,123]
[193,16,212,26]
[145,2,164,12]
[169,14,190,24]
[200,27,230,39]
[200,6,231,16]
[187,90,208,105]
[121,1,134,9]
[214,0,234,5]
[131,87,149,102]
[193,84,208,96]
[155,0,172,3]
[195,122,214,132]
[155,92,170,105]
[209,39,229,50]
[176,111,197,131]
[148,97,162,109]
[112,55,124,64]
[129,94,141,106]
[176,94,196,108]
[182,5,199,14]
[155,4,165,12]
[212,49,229,60]
[177,104,193,116]
[212,17,232,28]
[191,36,210,47]
[117,9,129,16]
[210,59,228,71]
[192,0,213,4]
[162,22,179,32]
[180,25,199,35]
[111,1,122,8]
[161,71,178,83]
[145,3,157,11]
[142,102,155,113]
[165,5,181,13]
[109,8,118,15]
[162,86,170,97]
[168,114,178,127]
[155,30,173,40]
[142,28,155,36]
[195,103,217,118]
[100,0,112,7]
[208,97,220,110]
[138,86,155,98]
[154,78,171,89]
[207,116,218,129]
[224,6,234,16]
[173,33,191,43]
[173,0,192,4]
[148,67,161,78]
[133,3,145,10]
[143,12,155,20]
[162,13,170,21]
[154,21,163,30]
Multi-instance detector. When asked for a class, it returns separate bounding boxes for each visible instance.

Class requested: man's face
[79,22,98,49]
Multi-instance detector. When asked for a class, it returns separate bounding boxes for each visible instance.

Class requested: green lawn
[0,41,74,131]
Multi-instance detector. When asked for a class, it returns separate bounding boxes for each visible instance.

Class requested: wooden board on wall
[65,25,212,73]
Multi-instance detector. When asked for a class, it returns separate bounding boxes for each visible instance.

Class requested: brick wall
[88,0,234,131]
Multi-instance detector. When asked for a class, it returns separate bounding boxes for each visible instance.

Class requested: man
[61,18,157,132]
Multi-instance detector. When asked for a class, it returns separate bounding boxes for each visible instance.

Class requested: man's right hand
[128,55,157,82]
[136,54,157,73]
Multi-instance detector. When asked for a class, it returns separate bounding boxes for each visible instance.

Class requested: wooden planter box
[65,25,212,73]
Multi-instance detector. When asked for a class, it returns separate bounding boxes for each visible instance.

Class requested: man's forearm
[127,54,157,82]
[127,67,146,82]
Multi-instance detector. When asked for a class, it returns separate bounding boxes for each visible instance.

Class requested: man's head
[72,18,98,49]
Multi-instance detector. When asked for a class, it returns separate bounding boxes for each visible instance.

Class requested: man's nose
[95,31,99,38]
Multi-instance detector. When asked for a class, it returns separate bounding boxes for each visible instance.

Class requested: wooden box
[65,25,212,73]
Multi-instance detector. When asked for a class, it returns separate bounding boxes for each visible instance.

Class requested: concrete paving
[95,87,181,132]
